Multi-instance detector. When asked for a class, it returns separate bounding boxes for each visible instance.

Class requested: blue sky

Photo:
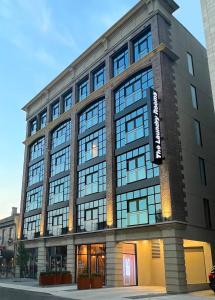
[0,0,204,218]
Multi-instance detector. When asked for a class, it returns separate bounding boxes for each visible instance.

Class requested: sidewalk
[0,279,214,300]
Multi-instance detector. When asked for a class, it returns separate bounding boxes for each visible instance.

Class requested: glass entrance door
[26,248,38,278]
[77,244,105,283]
[122,243,137,286]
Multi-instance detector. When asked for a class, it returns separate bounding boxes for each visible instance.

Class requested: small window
[194,119,202,146]
[53,214,63,226]
[40,111,47,129]
[133,29,152,62]
[85,172,98,195]
[191,85,198,109]
[93,65,105,91]
[127,198,148,225]
[113,47,129,77]
[9,227,13,239]
[199,157,207,185]
[78,79,89,101]
[126,155,146,183]
[52,101,60,120]
[85,138,98,161]
[187,52,194,75]
[63,91,72,112]
[203,198,212,229]
[126,116,144,143]
[85,208,98,221]
[2,229,5,244]
[30,118,37,135]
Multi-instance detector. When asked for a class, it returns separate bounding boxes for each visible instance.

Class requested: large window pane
[116,185,161,228]
[115,69,153,113]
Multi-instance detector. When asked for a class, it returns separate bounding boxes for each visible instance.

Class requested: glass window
[194,119,202,146]
[49,175,70,205]
[47,246,67,272]
[63,91,72,112]
[93,65,105,90]
[117,145,159,187]
[113,47,129,77]
[30,137,45,161]
[28,160,44,186]
[115,69,153,113]
[51,120,71,149]
[2,229,5,244]
[50,146,70,176]
[51,101,60,120]
[199,157,207,185]
[79,99,105,134]
[78,79,89,101]
[187,52,194,75]
[116,106,148,148]
[23,214,41,240]
[79,128,106,164]
[30,118,37,136]
[133,29,152,62]
[40,111,47,129]
[77,198,106,232]
[25,186,43,212]
[47,207,69,236]
[191,85,198,109]
[9,227,13,239]
[78,162,106,197]
[117,185,162,228]
[203,199,212,229]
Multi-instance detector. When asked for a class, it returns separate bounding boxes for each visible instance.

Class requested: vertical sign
[147,88,162,164]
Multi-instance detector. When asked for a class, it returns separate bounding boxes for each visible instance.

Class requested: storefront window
[46,246,67,271]
[77,244,105,283]
[26,248,38,278]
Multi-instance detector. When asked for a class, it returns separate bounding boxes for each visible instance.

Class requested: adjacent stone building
[201,0,215,106]
[0,207,19,275]
[18,0,215,293]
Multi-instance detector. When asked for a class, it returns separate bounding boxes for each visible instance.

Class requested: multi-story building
[18,0,215,294]
[0,207,19,275]
[201,0,215,106]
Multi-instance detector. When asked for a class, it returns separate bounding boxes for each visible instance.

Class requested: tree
[16,241,29,277]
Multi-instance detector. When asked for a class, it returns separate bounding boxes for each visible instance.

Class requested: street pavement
[0,287,74,300]
[0,280,214,300]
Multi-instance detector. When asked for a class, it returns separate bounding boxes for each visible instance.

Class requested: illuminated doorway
[122,243,137,286]
[76,244,105,283]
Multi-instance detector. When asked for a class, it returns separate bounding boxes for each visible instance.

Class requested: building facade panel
[18,0,215,294]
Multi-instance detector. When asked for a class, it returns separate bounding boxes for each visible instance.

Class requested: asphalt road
[0,287,74,300]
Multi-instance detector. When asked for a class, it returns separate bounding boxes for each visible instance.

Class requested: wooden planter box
[77,276,90,289]
[62,272,72,284]
[39,271,72,286]
[90,275,103,288]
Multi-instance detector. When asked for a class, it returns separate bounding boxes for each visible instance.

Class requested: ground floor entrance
[22,226,215,294]
[76,244,105,282]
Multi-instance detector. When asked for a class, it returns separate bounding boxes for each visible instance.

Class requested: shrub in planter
[77,273,90,289]
[90,273,103,288]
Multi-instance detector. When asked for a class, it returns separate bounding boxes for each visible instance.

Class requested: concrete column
[105,88,116,228]
[15,264,20,278]
[69,112,78,233]
[18,142,29,240]
[40,131,51,237]
[163,237,187,294]
[67,238,76,283]
[106,237,123,287]
[37,241,46,278]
